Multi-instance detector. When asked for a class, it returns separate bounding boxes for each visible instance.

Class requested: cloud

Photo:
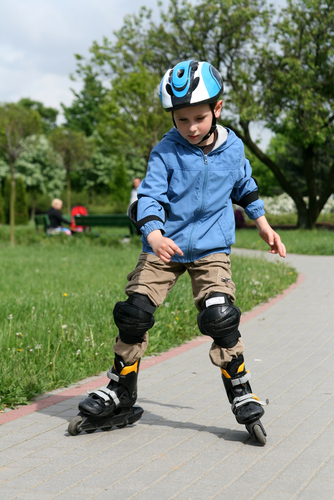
[0,0,165,109]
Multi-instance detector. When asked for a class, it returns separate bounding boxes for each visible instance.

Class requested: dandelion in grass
[63,293,68,297]
[16,333,23,338]
[76,349,81,356]
[62,325,67,329]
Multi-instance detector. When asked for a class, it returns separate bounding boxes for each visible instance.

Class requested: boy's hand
[254,216,286,258]
[147,230,183,263]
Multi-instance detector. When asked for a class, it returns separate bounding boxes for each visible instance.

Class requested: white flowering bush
[263,193,334,215]
[262,194,297,215]
[321,198,334,214]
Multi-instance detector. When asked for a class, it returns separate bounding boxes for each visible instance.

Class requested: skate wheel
[253,424,266,446]
[68,415,83,436]
[85,429,96,434]
[116,424,127,429]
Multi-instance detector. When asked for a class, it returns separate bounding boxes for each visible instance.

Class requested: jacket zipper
[186,153,208,261]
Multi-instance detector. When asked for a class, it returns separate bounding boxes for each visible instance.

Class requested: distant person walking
[129,177,141,206]
[47,199,71,235]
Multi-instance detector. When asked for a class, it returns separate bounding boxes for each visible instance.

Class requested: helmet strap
[196,110,217,145]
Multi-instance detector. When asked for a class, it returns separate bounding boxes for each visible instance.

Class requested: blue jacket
[137,125,265,263]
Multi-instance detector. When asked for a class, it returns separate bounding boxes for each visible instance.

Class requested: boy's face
[173,101,223,146]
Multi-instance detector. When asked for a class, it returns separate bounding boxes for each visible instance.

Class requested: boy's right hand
[147,230,183,263]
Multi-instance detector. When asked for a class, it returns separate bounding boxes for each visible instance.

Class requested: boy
[71,60,286,444]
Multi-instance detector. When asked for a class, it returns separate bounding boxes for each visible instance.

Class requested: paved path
[1,250,334,500]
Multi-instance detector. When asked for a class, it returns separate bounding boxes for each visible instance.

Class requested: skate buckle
[232,394,269,412]
[107,370,119,383]
[231,372,251,386]
[87,388,121,407]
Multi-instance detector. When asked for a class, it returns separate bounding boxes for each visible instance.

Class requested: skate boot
[221,355,269,445]
[68,354,143,436]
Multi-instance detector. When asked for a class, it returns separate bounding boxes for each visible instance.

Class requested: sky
[0,0,170,113]
[0,0,285,147]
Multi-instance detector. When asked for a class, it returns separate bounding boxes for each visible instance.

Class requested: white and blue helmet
[159,60,223,112]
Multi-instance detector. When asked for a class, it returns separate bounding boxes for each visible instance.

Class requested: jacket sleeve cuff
[140,220,165,238]
[244,200,265,220]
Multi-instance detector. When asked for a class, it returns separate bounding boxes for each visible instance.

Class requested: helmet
[159,60,223,112]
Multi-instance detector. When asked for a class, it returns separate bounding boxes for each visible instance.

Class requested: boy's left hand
[254,215,286,258]
[259,228,286,257]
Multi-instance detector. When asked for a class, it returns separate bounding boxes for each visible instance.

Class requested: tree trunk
[10,161,15,247]
[66,170,71,215]
[30,196,36,221]
[301,146,318,229]
[296,210,313,229]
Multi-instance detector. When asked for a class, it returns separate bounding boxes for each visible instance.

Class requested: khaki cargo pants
[113,252,244,369]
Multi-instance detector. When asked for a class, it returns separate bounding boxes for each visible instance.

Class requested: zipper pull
[204,154,208,165]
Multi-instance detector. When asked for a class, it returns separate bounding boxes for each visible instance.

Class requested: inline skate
[68,354,143,436]
[221,355,269,445]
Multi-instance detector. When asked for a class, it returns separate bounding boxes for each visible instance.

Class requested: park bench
[35,214,136,236]
[34,214,51,233]
[74,214,136,235]
[34,214,70,234]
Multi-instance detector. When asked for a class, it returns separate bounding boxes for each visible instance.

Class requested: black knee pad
[197,293,241,348]
[113,293,156,344]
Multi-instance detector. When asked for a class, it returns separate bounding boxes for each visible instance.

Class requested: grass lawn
[235,227,334,255]
[0,240,297,409]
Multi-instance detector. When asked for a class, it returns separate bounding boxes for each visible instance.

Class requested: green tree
[15,135,66,219]
[61,64,107,136]
[14,176,29,225]
[79,0,334,228]
[245,146,281,198]
[0,103,41,244]
[49,128,92,213]
[109,156,131,213]
[98,63,171,164]
[252,0,334,227]
[3,176,11,224]
[18,98,58,135]
[0,180,4,224]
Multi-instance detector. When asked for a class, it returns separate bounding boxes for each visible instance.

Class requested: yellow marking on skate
[221,369,231,378]
[120,360,139,375]
[237,362,245,373]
